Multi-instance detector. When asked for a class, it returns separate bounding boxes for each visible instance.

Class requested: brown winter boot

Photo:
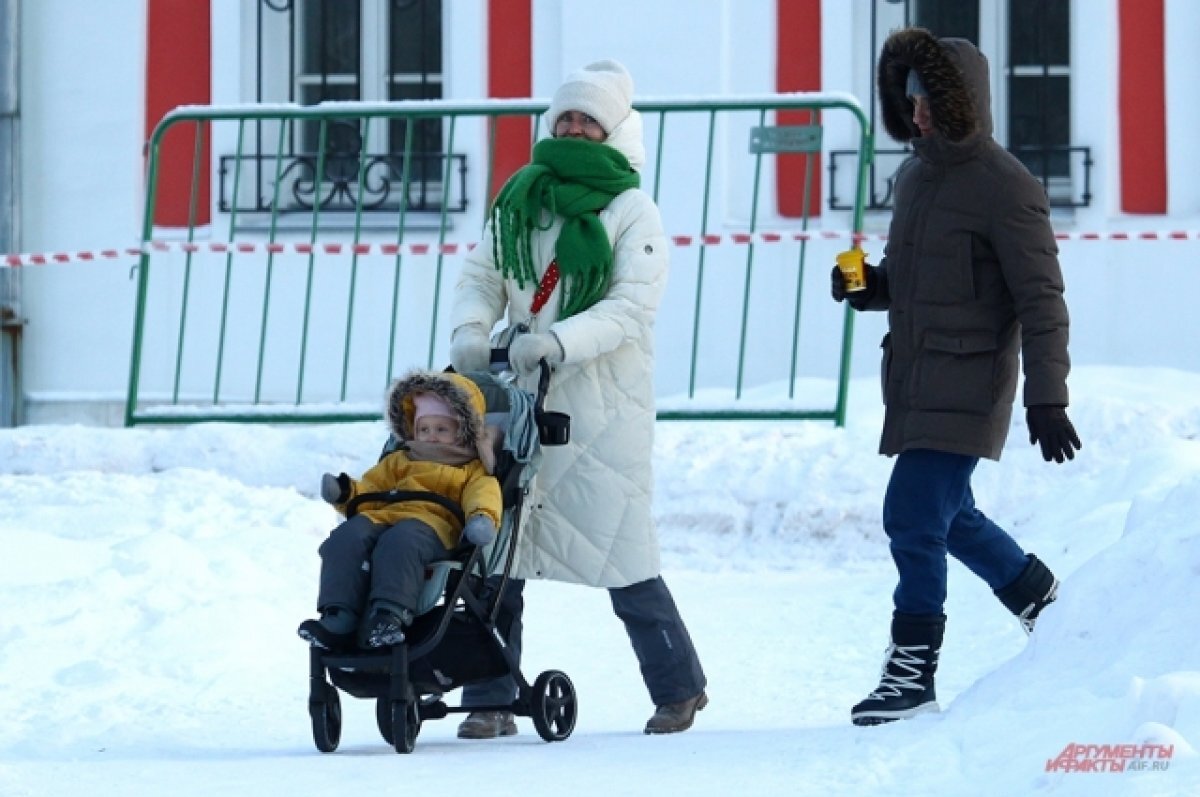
[643,691,709,734]
[456,711,518,739]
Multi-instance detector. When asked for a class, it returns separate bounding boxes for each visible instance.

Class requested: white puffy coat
[449,114,668,588]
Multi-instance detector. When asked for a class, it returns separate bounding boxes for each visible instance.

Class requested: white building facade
[3,0,1198,425]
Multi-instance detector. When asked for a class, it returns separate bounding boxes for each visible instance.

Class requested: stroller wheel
[378,698,422,753]
[309,686,342,753]
[375,697,394,746]
[531,670,577,742]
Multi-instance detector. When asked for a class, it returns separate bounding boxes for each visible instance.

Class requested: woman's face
[554,110,607,142]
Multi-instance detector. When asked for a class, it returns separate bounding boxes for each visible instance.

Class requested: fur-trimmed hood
[385,370,493,471]
[877,27,992,144]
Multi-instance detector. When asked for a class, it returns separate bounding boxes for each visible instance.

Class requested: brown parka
[862,28,1071,461]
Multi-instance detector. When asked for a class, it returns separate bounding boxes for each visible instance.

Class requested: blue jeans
[883,449,1029,616]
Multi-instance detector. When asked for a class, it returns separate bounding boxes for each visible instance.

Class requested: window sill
[229,212,454,234]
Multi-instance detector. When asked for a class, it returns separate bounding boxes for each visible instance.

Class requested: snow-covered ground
[1,365,1197,796]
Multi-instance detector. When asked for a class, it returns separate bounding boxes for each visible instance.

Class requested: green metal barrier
[126,95,872,427]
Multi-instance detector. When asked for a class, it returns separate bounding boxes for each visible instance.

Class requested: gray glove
[463,514,497,546]
[320,472,350,504]
[449,323,491,374]
[508,332,564,376]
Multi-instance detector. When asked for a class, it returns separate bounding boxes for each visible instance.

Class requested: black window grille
[219,0,465,220]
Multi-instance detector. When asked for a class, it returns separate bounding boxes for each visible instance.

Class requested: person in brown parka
[831,27,1082,726]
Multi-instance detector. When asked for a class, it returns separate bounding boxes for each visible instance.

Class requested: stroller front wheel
[375,697,395,746]
[309,686,342,753]
[379,697,421,753]
[531,670,577,742]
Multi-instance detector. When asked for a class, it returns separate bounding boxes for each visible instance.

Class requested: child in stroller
[298,369,502,651]
[302,364,577,754]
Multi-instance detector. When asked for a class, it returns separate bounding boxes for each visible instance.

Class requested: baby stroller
[306,362,576,754]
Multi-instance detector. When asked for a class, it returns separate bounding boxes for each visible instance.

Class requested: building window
[913,0,1070,183]
[1005,0,1071,186]
[219,0,463,222]
[834,0,1089,211]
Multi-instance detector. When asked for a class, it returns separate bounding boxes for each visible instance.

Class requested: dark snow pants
[317,514,448,617]
[461,575,707,709]
[883,448,1030,616]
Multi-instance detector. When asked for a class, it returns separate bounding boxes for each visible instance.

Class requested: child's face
[414,415,460,445]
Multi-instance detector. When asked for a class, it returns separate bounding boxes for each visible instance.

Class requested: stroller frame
[306,363,577,754]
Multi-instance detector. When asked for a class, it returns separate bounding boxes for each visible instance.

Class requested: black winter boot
[995,554,1059,635]
[298,606,359,651]
[851,612,945,727]
[364,604,414,648]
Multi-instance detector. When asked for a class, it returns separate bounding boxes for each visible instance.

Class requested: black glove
[1026,406,1081,464]
[320,472,351,504]
[830,264,878,309]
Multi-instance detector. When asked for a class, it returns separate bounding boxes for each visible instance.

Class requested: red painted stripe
[145,0,212,227]
[775,0,822,218]
[1118,0,1166,213]
[487,0,533,202]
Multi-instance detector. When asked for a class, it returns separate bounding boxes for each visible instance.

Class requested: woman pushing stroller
[449,59,708,736]
[298,370,502,651]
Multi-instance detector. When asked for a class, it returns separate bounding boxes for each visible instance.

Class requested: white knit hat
[546,59,635,135]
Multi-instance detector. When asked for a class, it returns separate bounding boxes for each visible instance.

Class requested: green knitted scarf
[490,137,640,318]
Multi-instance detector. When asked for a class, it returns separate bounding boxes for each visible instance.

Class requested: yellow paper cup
[836,247,868,293]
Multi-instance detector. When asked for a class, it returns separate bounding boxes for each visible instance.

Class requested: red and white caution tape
[1053,230,1199,241]
[3,248,143,268]
[5,228,1199,268]
[0,241,482,268]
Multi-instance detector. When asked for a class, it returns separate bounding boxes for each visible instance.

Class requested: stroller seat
[390,377,525,617]
[306,365,576,754]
